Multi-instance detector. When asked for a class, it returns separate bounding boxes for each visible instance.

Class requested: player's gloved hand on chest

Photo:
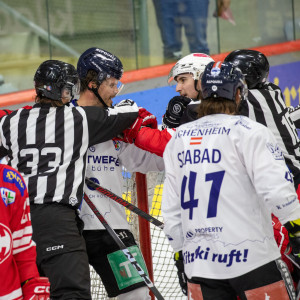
[174,251,188,296]
[118,107,157,143]
[162,96,192,129]
[22,277,50,300]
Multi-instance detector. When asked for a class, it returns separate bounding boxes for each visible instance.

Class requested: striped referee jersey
[0,102,138,208]
[239,82,300,176]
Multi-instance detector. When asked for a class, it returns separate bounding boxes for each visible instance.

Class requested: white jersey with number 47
[162,114,300,280]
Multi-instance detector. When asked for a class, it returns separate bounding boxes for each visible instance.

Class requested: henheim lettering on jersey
[175,126,230,138]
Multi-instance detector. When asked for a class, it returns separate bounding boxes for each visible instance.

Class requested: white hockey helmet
[168,53,214,85]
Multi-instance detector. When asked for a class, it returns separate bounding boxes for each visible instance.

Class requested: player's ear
[88,81,97,89]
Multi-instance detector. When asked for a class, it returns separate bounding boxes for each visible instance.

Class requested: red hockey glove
[119,107,157,144]
[22,277,50,300]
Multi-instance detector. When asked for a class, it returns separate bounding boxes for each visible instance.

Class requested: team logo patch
[266,142,284,160]
[3,169,25,196]
[89,146,96,152]
[113,140,121,151]
[0,188,16,206]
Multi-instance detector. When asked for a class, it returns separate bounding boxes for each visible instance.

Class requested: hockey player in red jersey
[0,163,50,299]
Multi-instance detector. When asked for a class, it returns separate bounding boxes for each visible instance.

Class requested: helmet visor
[167,65,178,86]
[115,81,124,96]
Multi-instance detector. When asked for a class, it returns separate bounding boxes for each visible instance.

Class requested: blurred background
[0,0,300,94]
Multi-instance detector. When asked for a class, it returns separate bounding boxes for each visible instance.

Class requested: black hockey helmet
[201,61,248,101]
[224,49,269,89]
[77,47,124,83]
[34,60,79,101]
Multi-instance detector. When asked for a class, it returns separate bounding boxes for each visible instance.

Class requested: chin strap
[194,79,202,100]
[88,86,108,108]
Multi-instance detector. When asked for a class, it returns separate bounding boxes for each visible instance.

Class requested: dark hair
[198,98,238,118]
[79,69,99,93]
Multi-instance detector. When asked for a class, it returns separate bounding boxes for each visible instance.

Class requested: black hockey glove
[284,219,300,265]
[162,96,191,129]
[174,251,187,296]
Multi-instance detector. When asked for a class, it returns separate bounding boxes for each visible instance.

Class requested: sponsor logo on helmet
[206,80,223,84]
[212,85,218,91]
[45,85,52,91]
[211,67,221,77]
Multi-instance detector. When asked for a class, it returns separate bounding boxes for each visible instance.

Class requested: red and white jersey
[0,164,39,299]
[80,140,164,230]
[162,114,300,280]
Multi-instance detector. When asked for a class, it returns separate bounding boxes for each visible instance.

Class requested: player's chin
[108,99,113,107]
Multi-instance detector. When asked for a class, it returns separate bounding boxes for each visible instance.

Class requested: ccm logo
[34,286,50,294]
[34,286,50,293]
[46,245,64,251]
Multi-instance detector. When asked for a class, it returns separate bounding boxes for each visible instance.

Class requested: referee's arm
[82,104,139,146]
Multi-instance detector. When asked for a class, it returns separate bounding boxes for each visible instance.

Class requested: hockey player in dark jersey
[0,60,141,299]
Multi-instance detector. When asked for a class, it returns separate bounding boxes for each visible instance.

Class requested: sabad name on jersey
[3,169,25,196]
[175,126,230,139]
[178,149,221,168]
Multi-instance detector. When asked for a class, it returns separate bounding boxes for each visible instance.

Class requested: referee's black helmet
[34,60,79,101]
[224,49,269,89]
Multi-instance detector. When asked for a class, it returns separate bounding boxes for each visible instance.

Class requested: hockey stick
[83,193,165,300]
[85,177,164,229]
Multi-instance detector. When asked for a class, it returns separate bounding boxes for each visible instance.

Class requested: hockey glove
[174,251,187,296]
[162,96,192,129]
[22,277,50,300]
[120,107,157,143]
[284,219,300,263]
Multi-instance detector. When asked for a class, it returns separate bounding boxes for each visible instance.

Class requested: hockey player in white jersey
[162,61,300,299]
[73,47,164,300]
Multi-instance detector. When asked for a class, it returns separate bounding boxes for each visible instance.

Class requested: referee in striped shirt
[0,60,139,299]
[224,50,300,190]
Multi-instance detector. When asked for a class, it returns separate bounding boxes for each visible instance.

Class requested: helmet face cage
[34,60,79,101]
[77,47,124,85]
[201,61,248,102]
[167,53,214,85]
[224,49,269,89]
